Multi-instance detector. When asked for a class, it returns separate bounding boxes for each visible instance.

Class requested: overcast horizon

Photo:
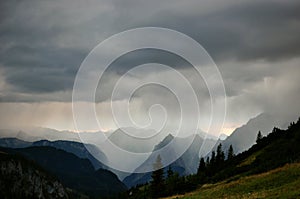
[1,0,300,136]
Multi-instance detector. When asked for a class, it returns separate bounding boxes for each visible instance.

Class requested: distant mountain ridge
[123,134,217,188]
[0,127,107,146]
[0,137,31,148]
[0,126,230,183]
[0,138,107,170]
[32,140,108,170]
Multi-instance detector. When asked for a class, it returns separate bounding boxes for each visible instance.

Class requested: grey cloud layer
[139,0,300,61]
[0,0,300,108]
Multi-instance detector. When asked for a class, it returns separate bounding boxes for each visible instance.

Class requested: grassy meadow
[163,162,300,199]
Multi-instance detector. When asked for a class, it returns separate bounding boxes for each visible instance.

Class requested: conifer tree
[210,151,216,166]
[167,166,174,179]
[206,156,210,166]
[197,157,206,175]
[216,143,225,164]
[256,131,263,143]
[227,144,234,160]
[150,155,165,198]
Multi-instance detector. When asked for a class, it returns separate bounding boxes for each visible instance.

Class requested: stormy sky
[0,0,300,135]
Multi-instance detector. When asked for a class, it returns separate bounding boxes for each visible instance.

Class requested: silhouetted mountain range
[0,138,108,170]
[0,137,32,148]
[123,134,216,188]
[1,113,300,199]
[0,146,126,198]
[1,112,298,193]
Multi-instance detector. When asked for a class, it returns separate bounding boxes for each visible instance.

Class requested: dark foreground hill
[0,146,126,198]
[206,118,300,183]
[0,151,69,199]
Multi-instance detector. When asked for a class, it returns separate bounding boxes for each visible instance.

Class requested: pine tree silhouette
[150,155,165,198]
[256,131,263,143]
[227,144,234,160]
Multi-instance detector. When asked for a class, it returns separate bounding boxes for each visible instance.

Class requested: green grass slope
[164,162,300,199]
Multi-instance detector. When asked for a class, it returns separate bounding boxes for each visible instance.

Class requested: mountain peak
[154,134,174,151]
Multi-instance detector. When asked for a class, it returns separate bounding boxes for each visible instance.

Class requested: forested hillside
[124,117,300,198]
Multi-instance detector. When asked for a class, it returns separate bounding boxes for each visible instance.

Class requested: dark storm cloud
[1,45,86,93]
[96,49,200,102]
[219,1,300,61]
[0,0,300,102]
[136,0,300,62]
[106,49,192,74]
[0,0,299,132]
[0,0,119,100]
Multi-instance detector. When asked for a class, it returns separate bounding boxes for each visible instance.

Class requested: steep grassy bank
[164,162,300,199]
